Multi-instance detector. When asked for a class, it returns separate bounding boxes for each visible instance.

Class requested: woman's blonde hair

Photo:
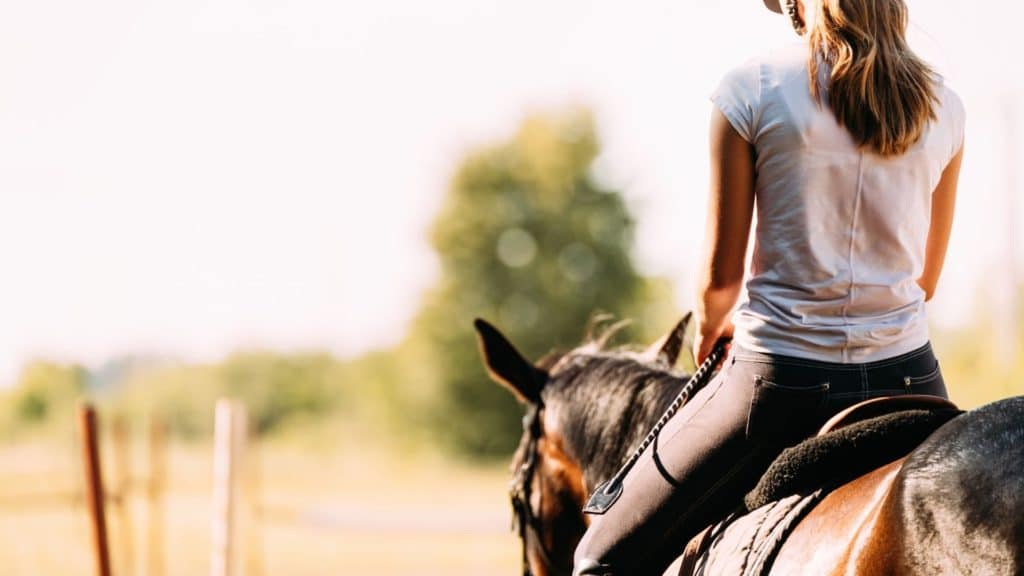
[807,0,938,157]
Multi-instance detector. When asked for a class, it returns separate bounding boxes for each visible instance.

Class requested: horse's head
[474,315,692,576]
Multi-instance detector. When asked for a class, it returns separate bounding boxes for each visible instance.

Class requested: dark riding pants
[573,342,947,576]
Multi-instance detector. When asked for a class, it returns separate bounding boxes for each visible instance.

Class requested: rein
[510,402,560,576]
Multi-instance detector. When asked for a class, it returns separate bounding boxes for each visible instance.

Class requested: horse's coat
[770,459,906,575]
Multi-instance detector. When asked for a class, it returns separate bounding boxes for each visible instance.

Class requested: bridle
[510,401,560,576]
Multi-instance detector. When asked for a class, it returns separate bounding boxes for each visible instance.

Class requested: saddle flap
[678,491,825,576]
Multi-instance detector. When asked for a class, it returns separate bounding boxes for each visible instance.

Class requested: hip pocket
[746,374,830,443]
[902,361,947,397]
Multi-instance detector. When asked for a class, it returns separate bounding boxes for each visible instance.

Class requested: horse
[473,316,1024,576]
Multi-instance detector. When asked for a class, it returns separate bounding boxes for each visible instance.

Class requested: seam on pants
[652,376,726,451]
[643,375,729,491]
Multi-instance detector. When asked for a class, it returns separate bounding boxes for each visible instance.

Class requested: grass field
[0,434,520,575]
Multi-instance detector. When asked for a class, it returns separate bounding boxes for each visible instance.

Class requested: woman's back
[713,43,966,362]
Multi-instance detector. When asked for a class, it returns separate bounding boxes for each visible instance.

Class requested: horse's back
[774,396,1024,576]
[884,396,1024,575]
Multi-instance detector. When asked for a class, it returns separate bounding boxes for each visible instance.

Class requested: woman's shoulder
[715,58,760,99]
[712,43,811,143]
[715,42,811,98]
[717,43,806,79]
[934,79,965,121]
[932,79,966,158]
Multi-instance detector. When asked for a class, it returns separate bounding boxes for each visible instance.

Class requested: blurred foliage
[96,345,436,449]
[111,353,357,441]
[932,290,1024,410]
[219,352,339,434]
[0,361,86,438]
[407,107,675,458]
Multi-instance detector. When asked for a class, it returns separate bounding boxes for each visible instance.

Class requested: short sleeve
[941,85,966,164]
[711,60,761,143]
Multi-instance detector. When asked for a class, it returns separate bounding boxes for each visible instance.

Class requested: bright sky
[1,0,1021,385]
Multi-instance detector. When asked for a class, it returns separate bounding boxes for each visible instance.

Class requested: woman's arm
[917,146,964,301]
[694,109,757,364]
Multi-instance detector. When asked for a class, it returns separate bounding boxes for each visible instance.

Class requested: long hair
[807,0,938,157]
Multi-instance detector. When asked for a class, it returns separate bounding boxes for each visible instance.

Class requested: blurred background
[0,0,1021,574]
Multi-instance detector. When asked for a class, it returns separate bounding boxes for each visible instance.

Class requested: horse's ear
[474,318,546,405]
[641,312,693,367]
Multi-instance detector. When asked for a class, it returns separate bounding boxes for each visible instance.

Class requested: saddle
[676,395,962,576]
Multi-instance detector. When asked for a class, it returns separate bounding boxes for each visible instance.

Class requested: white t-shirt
[711,42,966,363]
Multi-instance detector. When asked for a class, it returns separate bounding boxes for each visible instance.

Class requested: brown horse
[474,317,1024,576]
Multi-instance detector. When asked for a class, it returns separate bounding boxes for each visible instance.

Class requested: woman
[573,0,965,574]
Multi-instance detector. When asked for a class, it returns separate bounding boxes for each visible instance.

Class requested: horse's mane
[542,343,688,494]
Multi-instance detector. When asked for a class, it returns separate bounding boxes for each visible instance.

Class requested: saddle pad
[687,491,824,576]
[744,408,962,511]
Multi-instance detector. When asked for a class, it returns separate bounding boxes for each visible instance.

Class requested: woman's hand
[694,319,734,366]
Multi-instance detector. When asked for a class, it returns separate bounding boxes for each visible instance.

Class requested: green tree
[219,352,340,434]
[0,361,86,436]
[410,107,673,457]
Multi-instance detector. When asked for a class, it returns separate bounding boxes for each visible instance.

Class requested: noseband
[510,402,560,576]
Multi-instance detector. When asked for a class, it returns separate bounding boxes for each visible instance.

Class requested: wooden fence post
[78,404,112,576]
[211,400,247,576]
